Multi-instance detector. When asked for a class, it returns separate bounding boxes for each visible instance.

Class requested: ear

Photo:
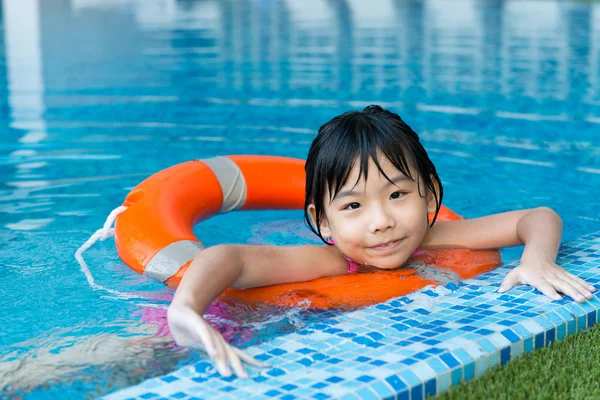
[426,177,440,214]
[307,203,332,239]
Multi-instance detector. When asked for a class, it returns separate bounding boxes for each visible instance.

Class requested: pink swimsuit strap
[345,258,361,274]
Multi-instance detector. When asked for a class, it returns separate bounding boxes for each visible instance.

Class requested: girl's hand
[498,259,596,302]
[167,304,268,378]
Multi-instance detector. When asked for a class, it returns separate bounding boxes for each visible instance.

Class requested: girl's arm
[421,207,595,302]
[168,244,347,378]
[171,244,347,314]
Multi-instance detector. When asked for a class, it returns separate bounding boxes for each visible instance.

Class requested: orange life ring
[115,155,501,309]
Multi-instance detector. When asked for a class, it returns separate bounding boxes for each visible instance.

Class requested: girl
[167,105,595,378]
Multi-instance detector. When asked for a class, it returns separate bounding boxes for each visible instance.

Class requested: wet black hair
[304,105,444,244]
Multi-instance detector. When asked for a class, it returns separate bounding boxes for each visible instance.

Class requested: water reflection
[0,298,343,398]
[0,323,190,398]
[2,0,599,108]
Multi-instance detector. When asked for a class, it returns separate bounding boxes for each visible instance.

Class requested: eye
[390,191,405,199]
[343,202,361,210]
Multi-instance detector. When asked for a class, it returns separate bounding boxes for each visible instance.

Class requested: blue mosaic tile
[439,353,460,369]
[105,233,600,400]
[451,368,462,385]
[464,363,475,382]
[474,356,488,378]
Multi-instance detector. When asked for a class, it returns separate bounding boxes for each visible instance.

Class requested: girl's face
[309,154,438,269]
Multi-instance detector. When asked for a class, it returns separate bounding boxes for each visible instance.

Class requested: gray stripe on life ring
[145,240,205,282]
[202,157,247,213]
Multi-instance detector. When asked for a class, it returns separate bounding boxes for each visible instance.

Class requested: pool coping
[105,230,600,400]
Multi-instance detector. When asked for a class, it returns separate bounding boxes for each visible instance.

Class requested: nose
[367,204,396,234]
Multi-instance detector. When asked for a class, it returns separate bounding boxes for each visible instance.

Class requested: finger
[206,328,232,377]
[498,270,520,293]
[233,347,270,368]
[197,323,231,376]
[560,273,593,299]
[221,340,249,378]
[214,359,232,378]
[567,273,596,292]
[546,276,585,302]
[533,278,563,301]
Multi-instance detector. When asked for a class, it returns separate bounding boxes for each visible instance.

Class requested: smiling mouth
[370,239,402,251]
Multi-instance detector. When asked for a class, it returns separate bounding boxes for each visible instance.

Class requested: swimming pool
[1,0,599,398]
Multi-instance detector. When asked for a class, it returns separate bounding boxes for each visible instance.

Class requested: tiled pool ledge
[106,231,600,400]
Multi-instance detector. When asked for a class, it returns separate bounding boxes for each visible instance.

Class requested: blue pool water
[1,0,599,398]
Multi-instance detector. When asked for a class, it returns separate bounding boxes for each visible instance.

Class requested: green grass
[432,323,600,400]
